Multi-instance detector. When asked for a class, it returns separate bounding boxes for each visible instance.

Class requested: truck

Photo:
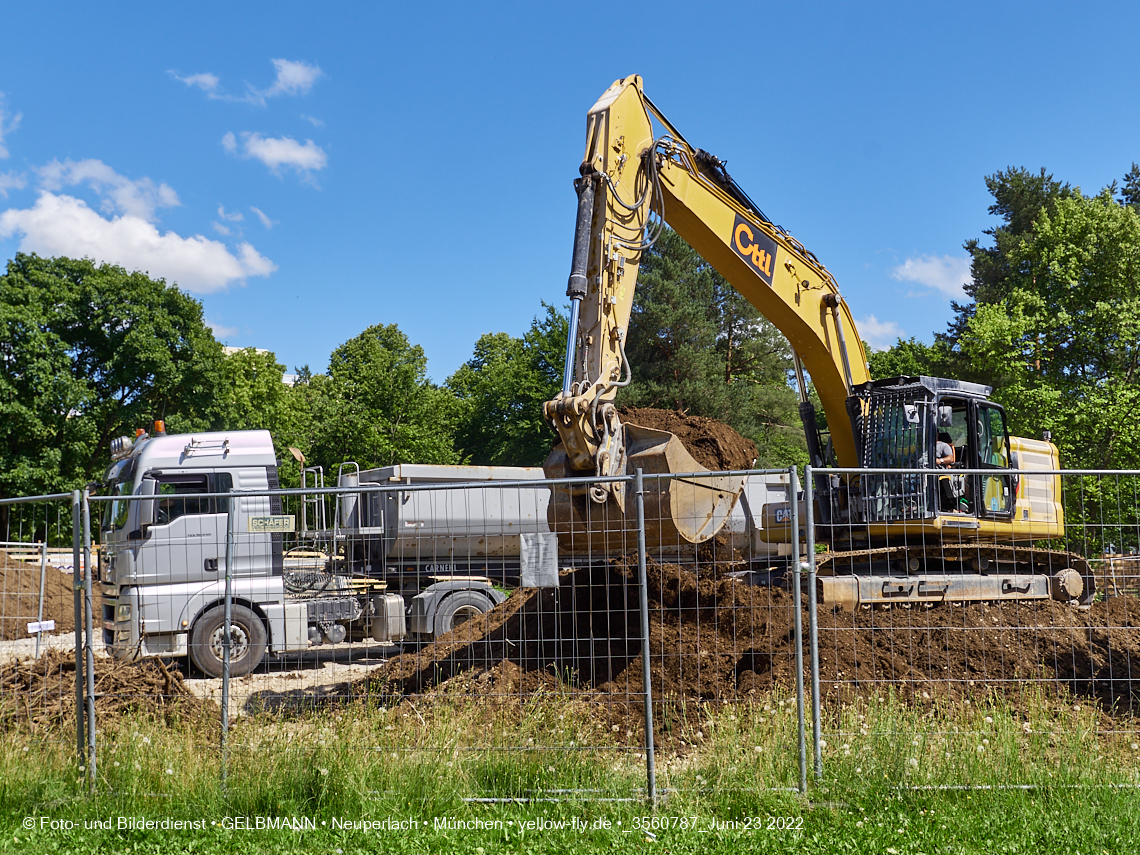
[543,75,1094,609]
[99,423,792,677]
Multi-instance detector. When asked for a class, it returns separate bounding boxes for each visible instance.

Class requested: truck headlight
[116,604,131,621]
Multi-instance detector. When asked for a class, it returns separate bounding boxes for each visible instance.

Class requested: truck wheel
[189,604,267,678]
[433,591,495,639]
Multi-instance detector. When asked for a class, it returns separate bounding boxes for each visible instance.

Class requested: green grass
[2,688,1139,853]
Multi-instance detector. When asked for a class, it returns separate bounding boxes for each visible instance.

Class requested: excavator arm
[543,76,870,545]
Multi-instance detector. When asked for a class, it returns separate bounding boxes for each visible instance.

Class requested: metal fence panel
[0,493,87,769]
[808,466,1140,788]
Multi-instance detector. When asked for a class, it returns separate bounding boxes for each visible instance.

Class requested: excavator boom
[543,75,869,546]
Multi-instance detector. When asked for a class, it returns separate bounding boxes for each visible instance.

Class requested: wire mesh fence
[4,462,1140,801]
[809,465,1140,788]
[0,492,91,770]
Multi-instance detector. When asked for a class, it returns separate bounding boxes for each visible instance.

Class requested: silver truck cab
[101,429,285,673]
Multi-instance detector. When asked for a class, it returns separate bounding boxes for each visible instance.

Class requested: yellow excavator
[543,75,1093,609]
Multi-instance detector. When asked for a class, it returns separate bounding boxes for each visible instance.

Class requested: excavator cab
[833,376,1016,531]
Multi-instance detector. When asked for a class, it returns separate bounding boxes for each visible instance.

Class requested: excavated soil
[0,550,100,642]
[619,407,758,471]
[359,560,1140,732]
[0,649,214,730]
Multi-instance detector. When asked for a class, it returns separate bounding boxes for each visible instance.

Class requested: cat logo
[731,213,778,286]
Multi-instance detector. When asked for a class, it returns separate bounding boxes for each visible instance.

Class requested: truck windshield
[104,480,133,532]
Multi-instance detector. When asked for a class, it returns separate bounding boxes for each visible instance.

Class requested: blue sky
[1,2,1137,381]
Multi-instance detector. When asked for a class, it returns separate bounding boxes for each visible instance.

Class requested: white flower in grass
[984,716,993,724]
[165,768,173,775]
[753,746,763,753]
[319,768,329,776]
[1131,743,1139,751]
[908,757,918,767]
[976,745,985,753]
[141,736,151,745]
[982,738,989,745]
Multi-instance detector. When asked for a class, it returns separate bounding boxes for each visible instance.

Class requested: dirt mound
[0,550,101,642]
[0,649,214,729]
[360,560,1140,726]
[619,407,757,471]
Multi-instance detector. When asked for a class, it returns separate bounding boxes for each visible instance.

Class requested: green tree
[217,348,290,433]
[866,337,952,380]
[958,189,1140,469]
[944,167,1073,350]
[216,347,318,486]
[0,254,223,497]
[447,304,567,466]
[1120,162,1140,212]
[307,323,460,470]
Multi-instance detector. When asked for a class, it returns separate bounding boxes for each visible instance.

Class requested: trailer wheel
[433,591,495,639]
[189,604,267,678]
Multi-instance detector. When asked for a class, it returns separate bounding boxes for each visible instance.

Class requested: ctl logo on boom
[731,213,778,286]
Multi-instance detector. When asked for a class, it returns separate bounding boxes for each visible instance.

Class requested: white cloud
[891,254,970,300]
[0,192,276,294]
[223,132,327,177]
[250,206,277,228]
[0,93,22,159]
[217,205,243,222]
[212,222,232,236]
[172,60,322,106]
[300,114,324,127]
[38,158,179,222]
[173,72,220,94]
[262,60,322,98]
[0,170,26,198]
[206,318,239,339]
[855,314,904,351]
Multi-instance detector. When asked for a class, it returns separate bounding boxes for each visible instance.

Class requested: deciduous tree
[0,254,223,496]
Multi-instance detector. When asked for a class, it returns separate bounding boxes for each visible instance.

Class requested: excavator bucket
[544,422,746,553]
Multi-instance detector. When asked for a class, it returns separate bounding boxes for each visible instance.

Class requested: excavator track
[814,543,1096,611]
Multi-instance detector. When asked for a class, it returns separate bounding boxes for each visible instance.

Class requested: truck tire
[433,590,496,639]
[189,604,267,678]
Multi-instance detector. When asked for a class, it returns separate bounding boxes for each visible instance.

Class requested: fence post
[790,467,807,796]
[82,490,97,790]
[35,542,47,660]
[221,488,235,785]
[805,466,822,779]
[71,489,85,764]
[633,468,657,807]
